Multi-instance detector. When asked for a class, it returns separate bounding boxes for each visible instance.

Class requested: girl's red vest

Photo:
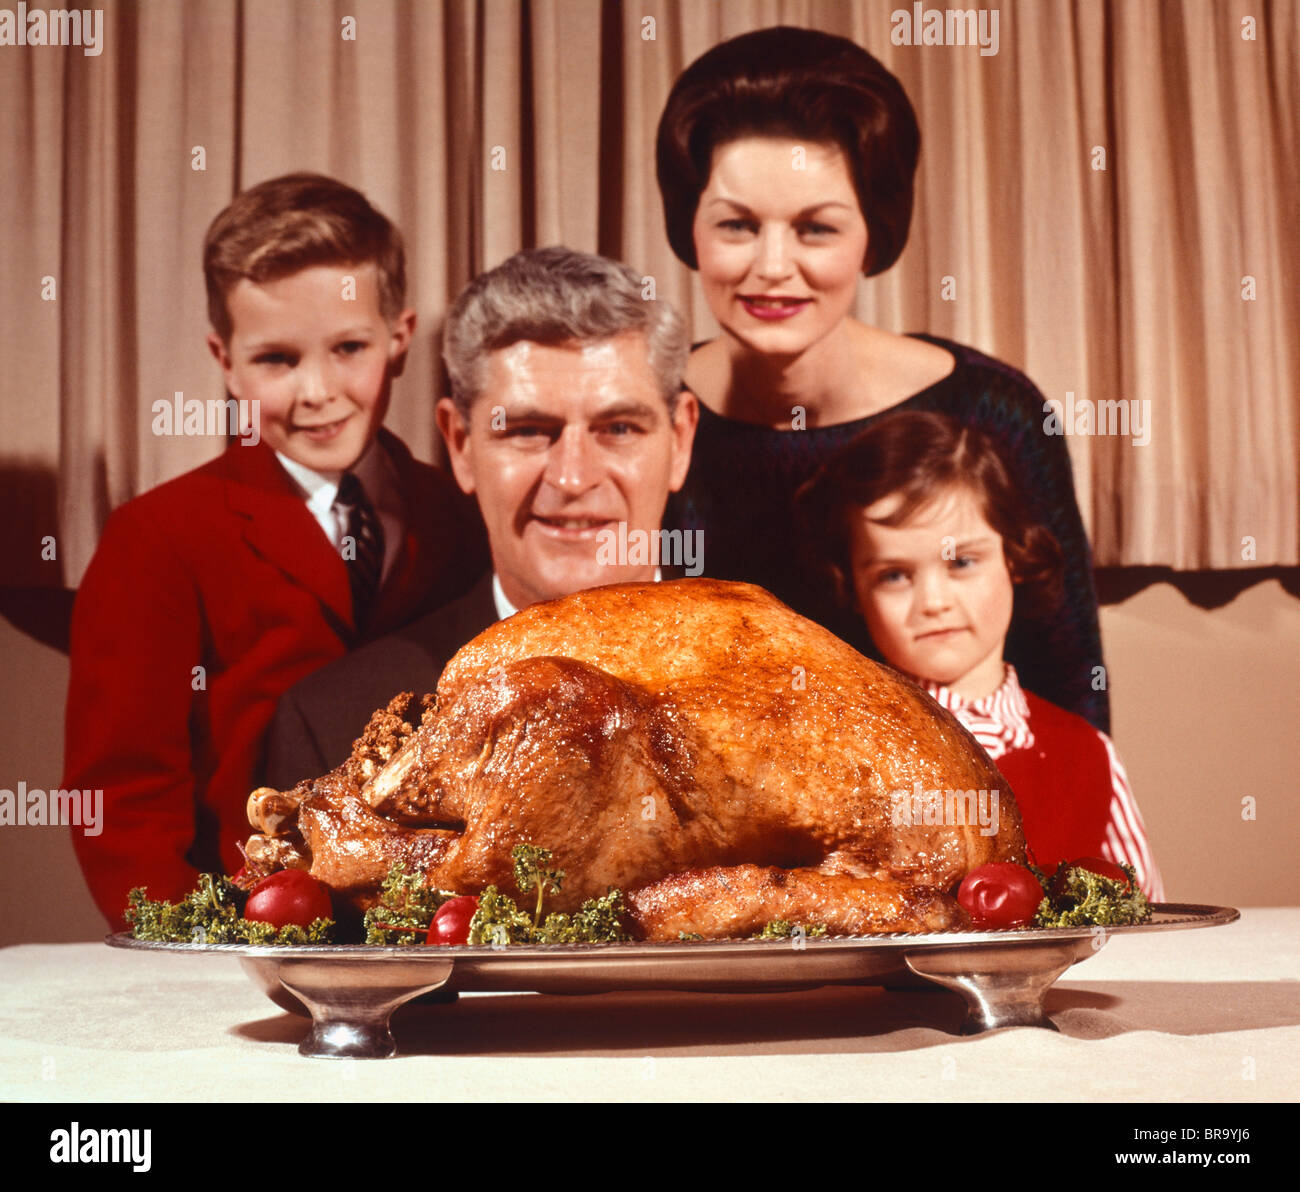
[993,690,1113,872]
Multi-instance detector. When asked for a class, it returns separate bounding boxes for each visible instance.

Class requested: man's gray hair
[442,246,688,415]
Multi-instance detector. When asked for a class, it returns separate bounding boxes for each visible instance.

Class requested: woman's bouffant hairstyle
[203,173,406,343]
[656,26,921,276]
[795,411,1065,618]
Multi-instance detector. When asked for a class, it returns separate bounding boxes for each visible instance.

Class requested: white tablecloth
[3,908,1297,1102]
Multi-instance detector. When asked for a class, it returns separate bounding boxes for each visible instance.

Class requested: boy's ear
[435,396,476,496]
[206,332,234,382]
[387,309,417,378]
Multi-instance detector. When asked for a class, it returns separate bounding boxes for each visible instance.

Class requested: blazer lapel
[221,443,354,630]
[368,429,486,634]
[369,431,432,631]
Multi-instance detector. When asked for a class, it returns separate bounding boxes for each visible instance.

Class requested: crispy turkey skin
[246,579,1027,938]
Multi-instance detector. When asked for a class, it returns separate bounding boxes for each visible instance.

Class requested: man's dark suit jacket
[264,565,694,790]
[264,569,498,789]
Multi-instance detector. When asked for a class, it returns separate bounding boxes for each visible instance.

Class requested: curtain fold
[2,0,1295,586]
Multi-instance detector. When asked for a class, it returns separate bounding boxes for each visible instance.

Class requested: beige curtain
[2,0,1296,586]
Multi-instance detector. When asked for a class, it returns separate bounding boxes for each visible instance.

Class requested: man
[263,246,699,789]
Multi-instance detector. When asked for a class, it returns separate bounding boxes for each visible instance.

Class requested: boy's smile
[848,485,1015,701]
[208,263,414,473]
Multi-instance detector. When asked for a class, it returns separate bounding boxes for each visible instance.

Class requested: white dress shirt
[491,567,663,621]
[275,439,401,584]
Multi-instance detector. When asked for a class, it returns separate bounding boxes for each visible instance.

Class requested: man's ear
[436,396,476,496]
[667,389,700,493]
[387,309,418,378]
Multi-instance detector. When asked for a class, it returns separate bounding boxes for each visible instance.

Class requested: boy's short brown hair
[795,410,1065,619]
[203,173,406,342]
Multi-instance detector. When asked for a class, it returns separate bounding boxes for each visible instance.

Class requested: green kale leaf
[512,844,565,929]
[125,874,335,945]
[752,920,829,939]
[363,861,461,945]
[467,884,535,946]
[1033,863,1151,928]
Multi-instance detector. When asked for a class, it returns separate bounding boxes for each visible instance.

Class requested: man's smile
[528,513,617,538]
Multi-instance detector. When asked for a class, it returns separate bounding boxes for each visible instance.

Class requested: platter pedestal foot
[270,958,455,1058]
[296,1017,401,1059]
[903,940,1088,1033]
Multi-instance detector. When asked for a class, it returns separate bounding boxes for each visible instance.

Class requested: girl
[797,410,1163,899]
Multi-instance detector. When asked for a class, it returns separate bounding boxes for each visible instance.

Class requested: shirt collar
[491,566,664,621]
[491,573,519,621]
[275,437,387,512]
[915,664,1034,759]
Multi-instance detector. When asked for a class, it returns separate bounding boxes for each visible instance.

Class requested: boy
[64,173,487,927]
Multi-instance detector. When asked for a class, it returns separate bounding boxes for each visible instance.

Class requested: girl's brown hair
[795,410,1065,618]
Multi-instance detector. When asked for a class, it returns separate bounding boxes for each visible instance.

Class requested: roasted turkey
[245,579,1026,938]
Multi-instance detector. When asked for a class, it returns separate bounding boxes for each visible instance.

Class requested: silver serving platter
[106,902,1238,1058]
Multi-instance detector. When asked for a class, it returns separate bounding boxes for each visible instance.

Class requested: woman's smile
[738,294,813,320]
[692,137,868,357]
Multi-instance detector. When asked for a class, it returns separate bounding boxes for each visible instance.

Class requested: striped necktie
[335,471,384,628]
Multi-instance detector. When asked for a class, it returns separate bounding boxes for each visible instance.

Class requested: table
[2,908,1297,1102]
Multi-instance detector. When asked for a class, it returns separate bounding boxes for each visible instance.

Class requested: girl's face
[848,485,1015,698]
[691,136,869,358]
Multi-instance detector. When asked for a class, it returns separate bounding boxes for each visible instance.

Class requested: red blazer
[64,431,487,927]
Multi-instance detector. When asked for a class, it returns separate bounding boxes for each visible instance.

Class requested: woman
[656,25,1109,731]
